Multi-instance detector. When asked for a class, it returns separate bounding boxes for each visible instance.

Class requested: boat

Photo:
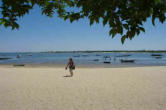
[96,54,101,56]
[28,54,32,56]
[0,58,11,60]
[103,61,111,64]
[13,64,25,66]
[16,55,21,58]
[123,54,131,57]
[103,56,111,63]
[121,59,135,63]
[103,56,111,61]
[104,56,110,58]
[151,54,163,56]
[93,59,99,61]
[155,56,162,59]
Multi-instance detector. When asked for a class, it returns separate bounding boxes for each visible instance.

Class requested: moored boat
[16,55,21,58]
[103,61,111,64]
[154,56,162,59]
[121,59,135,63]
[93,59,99,61]
[13,64,25,66]
[151,54,163,56]
[0,57,11,60]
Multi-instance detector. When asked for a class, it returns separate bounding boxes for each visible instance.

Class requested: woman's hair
[69,58,73,61]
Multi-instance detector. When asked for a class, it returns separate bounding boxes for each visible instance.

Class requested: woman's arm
[66,62,69,69]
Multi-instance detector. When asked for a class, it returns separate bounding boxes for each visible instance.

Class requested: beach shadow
[63,75,72,77]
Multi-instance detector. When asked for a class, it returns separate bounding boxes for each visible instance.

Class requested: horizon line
[0,50,166,53]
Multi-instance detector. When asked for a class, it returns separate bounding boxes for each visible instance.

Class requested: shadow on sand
[63,75,72,77]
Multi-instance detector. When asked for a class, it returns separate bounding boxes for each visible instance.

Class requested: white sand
[0,66,166,110]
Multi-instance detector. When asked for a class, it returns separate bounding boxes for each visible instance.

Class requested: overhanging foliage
[0,0,166,43]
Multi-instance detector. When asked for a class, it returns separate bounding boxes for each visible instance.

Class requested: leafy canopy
[0,0,166,43]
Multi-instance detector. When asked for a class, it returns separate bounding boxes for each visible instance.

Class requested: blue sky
[0,6,166,52]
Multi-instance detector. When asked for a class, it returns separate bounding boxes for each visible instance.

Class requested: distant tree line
[41,50,166,53]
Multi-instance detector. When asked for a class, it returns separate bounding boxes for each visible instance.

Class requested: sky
[0,6,166,52]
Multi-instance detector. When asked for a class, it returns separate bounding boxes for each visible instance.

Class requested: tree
[0,0,166,43]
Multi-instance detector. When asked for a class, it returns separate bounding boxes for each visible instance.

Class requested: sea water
[0,52,166,67]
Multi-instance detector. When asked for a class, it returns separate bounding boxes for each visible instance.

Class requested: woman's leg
[69,68,73,77]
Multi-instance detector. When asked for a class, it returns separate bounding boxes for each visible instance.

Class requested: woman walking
[66,58,75,77]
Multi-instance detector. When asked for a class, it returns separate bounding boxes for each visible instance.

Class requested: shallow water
[0,52,166,67]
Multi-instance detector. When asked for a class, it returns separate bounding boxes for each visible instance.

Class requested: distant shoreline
[41,50,166,53]
[0,50,166,53]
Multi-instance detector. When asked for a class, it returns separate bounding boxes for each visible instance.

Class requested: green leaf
[121,35,126,44]
[103,18,108,26]
[0,0,166,44]
[109,29,117,38]
[0,19,5,25]
[152,15,156,26]
[123,24,128,29]
[139,27,145,32]
[90,19,94,25]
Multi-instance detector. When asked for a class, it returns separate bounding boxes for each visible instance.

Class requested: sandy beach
[0,66,166,110]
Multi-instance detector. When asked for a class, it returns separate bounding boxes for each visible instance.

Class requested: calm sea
[0,52,166,67]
